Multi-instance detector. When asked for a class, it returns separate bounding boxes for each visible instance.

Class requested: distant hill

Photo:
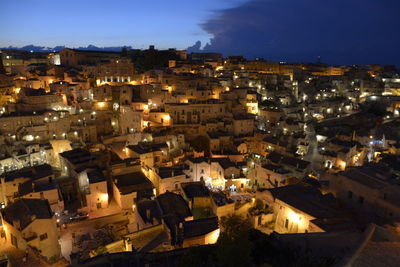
[0,44,132,52]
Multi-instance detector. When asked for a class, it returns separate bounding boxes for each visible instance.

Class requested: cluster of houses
[0,47,399,264]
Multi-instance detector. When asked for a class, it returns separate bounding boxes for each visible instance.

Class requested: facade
[260,184,354,234]
[1,198,61,260]
[112,171,153,210]
[184,157,225,188]
[1,44,400,264]
[151,167,189,195]
[59,49,120,67]
[165,99,226,124]
[326,166,400,220]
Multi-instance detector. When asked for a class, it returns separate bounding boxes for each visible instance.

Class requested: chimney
[124,237,133,252]
[172,170,175,177]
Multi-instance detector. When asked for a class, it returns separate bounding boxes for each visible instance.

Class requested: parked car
[69,212,89,222]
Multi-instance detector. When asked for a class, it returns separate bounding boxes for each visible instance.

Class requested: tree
[190,135,210,157]
[217,215,253,266]
[220,214,251,240]
[178,245,217,267]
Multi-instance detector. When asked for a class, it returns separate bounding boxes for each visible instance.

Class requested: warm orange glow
[61,94,68,105]
[246,102,258,114]
[287,209,301,223]
[100,193,108,202]
[96,101,107,109]
[338,160,347,170]
[206,229,220,244]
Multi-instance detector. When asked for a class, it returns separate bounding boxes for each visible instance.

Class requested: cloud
[187,40,202,52]
[189,0,400,65]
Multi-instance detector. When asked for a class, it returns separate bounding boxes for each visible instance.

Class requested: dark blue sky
[1,0,399,65]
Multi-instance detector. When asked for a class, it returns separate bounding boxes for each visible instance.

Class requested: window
[40,233,48,241]
[348,191,353,199]
[200,169,204,174]
[11,234,18,248]
[285,219,289,229]
[359,196,364,205]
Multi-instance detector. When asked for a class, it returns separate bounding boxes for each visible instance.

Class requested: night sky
[1,0,399,65]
